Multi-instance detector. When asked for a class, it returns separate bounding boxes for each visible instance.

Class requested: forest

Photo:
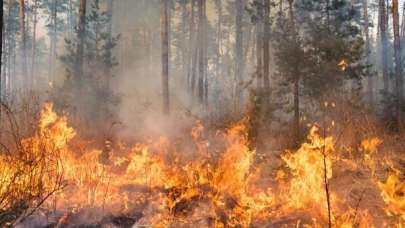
[0,0,404,227]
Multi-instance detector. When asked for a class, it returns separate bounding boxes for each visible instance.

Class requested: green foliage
[273,0,366,102]
[58,0,120,130]
[297,0,366,97]
[40,0,70,36]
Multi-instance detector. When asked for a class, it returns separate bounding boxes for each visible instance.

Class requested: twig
[352,189,366,224]
[322,107,332,228]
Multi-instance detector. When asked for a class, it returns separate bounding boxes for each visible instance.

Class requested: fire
[338,59,349,71]
[281,125,334,213]
[360,137,383,175]
[378,173,405,221]
[1,103,404,227]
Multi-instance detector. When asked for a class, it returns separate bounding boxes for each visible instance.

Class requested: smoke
[113,61,196,140]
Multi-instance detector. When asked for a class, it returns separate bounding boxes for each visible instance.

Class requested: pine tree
[59,0,119,130]
[41,0,69,82]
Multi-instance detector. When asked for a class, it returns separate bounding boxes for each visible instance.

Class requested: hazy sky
[33,1,405,46]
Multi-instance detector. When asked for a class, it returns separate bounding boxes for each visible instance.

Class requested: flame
[281,126,334,217]
[282,126,334,223]
[338,59,349,71]
[1,103,403,227]
[360,137,383,175]
[378,173,405,221]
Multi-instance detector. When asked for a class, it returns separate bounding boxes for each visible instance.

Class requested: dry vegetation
[0,101,403,227]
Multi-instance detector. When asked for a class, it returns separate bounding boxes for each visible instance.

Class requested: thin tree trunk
[106,0,113,83]
[216,0,222,79]
[392,0,403,124]
[288,0,300,146]
[180,0,188,85]
[256,0,263,89]
[6,0,13,96]
[0,0,3,134]
[77,0,87,82]
[0,0,3,101]
[107,0,113,35]
[31,0,39,87]
[235,0,244,111]
[189,0,197,95]
[379,0,389,94]
[401,2,405,38]
[161,0,170,114]
[51,0,58,82]
[197,0,204,104]
[364,0,373,106]
[263,0,271,98]
[203,0,208,106]
[19,0,27,89]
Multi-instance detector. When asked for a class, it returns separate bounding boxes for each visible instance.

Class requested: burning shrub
[0,103,404,227]
[0,103,67,226]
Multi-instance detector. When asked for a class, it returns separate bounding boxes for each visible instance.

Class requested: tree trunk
[189,0,197,95]
[107,0,113,35]
[50,0,58,82]
[288,0,300,145]
[180,1,187,84]
[19,0,27,89]
[215,0,222,79]
[0,0,3,101]
[263,0,271,98]
[364,0,373,106]
[161,0,170,115]
[379,0,389,94]
[256,0,263,89]
[197,0,205,104]
[401,2,405,38]
[235,0,244,111]
[31,0,39,87]
[203,0,208,106]
[77,0,87,82]
[392,0,403,124]
[106,0,113,79]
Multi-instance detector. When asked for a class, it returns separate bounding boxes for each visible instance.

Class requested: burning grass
[0,103,404,227]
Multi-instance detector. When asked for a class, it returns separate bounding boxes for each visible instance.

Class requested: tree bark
[52,0,58,80]
[161,0,170,115]
[31,0,39,87]
[19,0,28,89]
[180,0,187,83]
[392,0,403,124]
[235,0,244,110]
[77,0,87,82]
[263,0,271,97]
[364,0,373,106]
[0,0,3,99]
[215,0,222,79]
[189,0,197,95]
[401,2,405,38]
[379,0,389,94]
[106,0,113,75]
[203,0,208,106]
[256,0,263,89]
[197,0,205,105]
[288,0,300,146]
